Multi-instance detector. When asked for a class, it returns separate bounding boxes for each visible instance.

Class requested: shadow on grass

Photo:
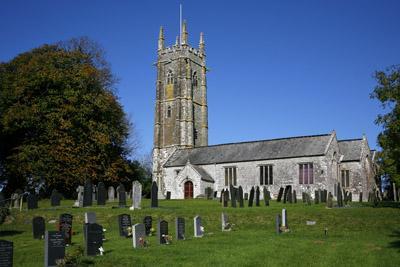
[0,230,24,237]
[388,230,400,251]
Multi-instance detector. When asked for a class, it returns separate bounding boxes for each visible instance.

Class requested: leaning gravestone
[59,214,73,245]
[248,187,255,207]
[44,231,65,267]
[85,212,96,224]
[238,186,244,208]
[131,181,142,210]
[229,185,234,205]
[132,223,146,248]
[85,223,103,256]
[117,183,127,207]
[194,216,203,237]
[143,216,152,236]
[283,186,290,204]
[108,186,115,202]
[287,188,293,204]
[337,183,343,207]
[327,192,333,208]
[97,182,106,205]
[50,189,61,207]
[175,217,185,240]
[0,240,13,267]
[33,216,45,239]
[157,220,168,244]
[323,189,328,202]
[27,194,38,210]
[231,186,237,208]
[74,186,84,207]
[223,189,229,208]
[255,186,260,206]
[118,214,132,237]
[83,179,93,207]
[151,181,158,208]
[277,187,284,202]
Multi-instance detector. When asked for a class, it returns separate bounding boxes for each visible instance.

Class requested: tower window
[167,70,174,84]
[167,106,171,118]
[194,128,198,140]
[192,72,198,88]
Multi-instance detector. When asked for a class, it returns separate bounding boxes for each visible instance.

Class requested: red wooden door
[184,181,193,199]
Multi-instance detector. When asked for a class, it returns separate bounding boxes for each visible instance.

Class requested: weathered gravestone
[248,187,255,207]
[287,188,293,204]
[10,193,20,209]
[130,181,142,210]
[315,190,320,204]
[337,183,343,207]
[175,217,185,240]
[349,192,353,202]
[220,189,224,203]
[244,192,248,200]
[277,187,284,202]
[27,194,38,209]
[85,223,103,256]
[59,214,73,245]
[50,189,61,207]
[85,212,96,224]
[151,181,158,208]
[166,191,171,200]
[83,180,93,207]
[231,186,237,208]
[214,191,218,199]
[229,185,234,206]
[323,189,328,202]
[302,192,306,203]
[194,216,203,237]
[157,220,168,244]
[74,186,84,207]
[306,193,312,205]
[44,231,65,267]
[205,187,213,200]
[293,190,297,203]
[92,185,97,203]
[33,216,45,239]
[283,186,291,204]
[0,240,13,267]
[327,192,333,208]
[97,182,106,205]
[107,186,115,202]
[238,186,244,208]
[132,223,146,248]
[143,216,152,236]
[118,214,132,237]
[223,189,229,207]
[281,208,288,229]
[255,186,260,206]
[221,212,231,231]
[359,192,363,202]
[117,183,127,207]
[344,191,349,205]
[275,215,281,234]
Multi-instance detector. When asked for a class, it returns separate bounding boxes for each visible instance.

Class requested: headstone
[32,216,45,239]
[302,192,306,203]
[10,193,20,209]
[337,183,343,207]
[293,190,297,203]
[327,192,333,208]
[117,183,126,207]
[85,223,103,256]
[27,194,38,209]
[131,181,142,210]
[393,182,397,202]
[166,191,171,200]
[50,189,61,207]
[175,217,185,240]
[275,215,281,234]
[229,185,235,206]
[143,216,152,236]
[359,192,363,202]
[132,223,146,248]
[85,212,96,224]
[315,190,320,204]
[74,186,84,207]
[194,216,203,237]
[58,214,73,245]
[277,187,284,202]
[287,188,293,204]
[223,189,229,207]
[323,189,328,202]
[118,214,132,237]
[97,182,106,205]
[281,209,287,228]
[220,189,224,203]
[83,179,93,207]
[221,212,231,231]
[44,231,65,267]
[157,220,168,244]
[255,186,260,206]
[0,240,13,267]
[349,192,353,202]
[283,185,291,204]
[238,186,244,208]
[107,186,115,202]
[205,187,213,200]
[92,185,97,202]
[248,187,255,207]
[151,181,158,208]
[344,191,349,204]
[231,186,237,208]
[244,192,248,201]
[306,193,312,205]
[214,191,218,198]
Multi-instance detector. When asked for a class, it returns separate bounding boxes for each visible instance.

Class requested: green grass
[1,199,399,267]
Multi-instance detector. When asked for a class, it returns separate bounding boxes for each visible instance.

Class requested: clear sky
[1,0,399,157]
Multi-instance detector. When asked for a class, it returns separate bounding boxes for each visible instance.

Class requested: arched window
[167,70,173,84]
[167,106,171,118]
[192,72,198,88]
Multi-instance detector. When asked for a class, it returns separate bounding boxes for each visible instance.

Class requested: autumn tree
[0,37,133,196]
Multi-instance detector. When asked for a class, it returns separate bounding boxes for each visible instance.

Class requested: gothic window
[194,128,198,140]
[260,165,273,185]
[192,72,198,88]
[341,170,350,187]
[224,167,237,186]
[167,106,171,118]
[299,163,314,184]
[167,70,173,84]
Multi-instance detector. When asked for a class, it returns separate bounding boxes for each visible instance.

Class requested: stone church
[152,22,377,201]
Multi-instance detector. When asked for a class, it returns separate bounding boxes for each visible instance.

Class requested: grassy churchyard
[1,198,400,267]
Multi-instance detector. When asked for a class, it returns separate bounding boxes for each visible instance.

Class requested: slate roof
[191,165,214,183]
[338,139,362,162]
[164,134,333,167]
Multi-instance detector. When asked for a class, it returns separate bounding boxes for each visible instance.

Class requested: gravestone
[44,231,65,267]
[323,189,328,202]
[131,181,142,210]
[27,194,38,209]
[10,193,20,209]
[359,192,363,202]
[85,212,96,224]
[97,182,106,205]
[337,183,343,207]
[214,191,218,198]
[244,193,248,200]
[344,191,349,205]
[83,179,93,207]
[118,214,132,237]
[277,187,284,202]
[238,186,244,208]
[194,216,203,237]
[32,216,45,239]
[223,189,229,207]
[132,223,146,248]
[175,217,185,240]
[282,209,288,228]
[302,192,306,203]
[143,216,152,236]
[221,212,231,231]
[157,220,168,244]
[315,190,319,204]
[275,215,281,234]
[205,187,213,200]
[255,186,260,206]
[220,189,224,203]
[287,188,293,204]
[283,185,291,204]
[306,193,312,205]
[107,186,115,202]
[151,181,158,208]
[393,182,397,202]
[92,185,97,203]
[293,190,297,203]
[59,214,73,245]
[85,223,103,256]
[231,186,237,208]
[74,186,84,207]
[349,192,353,202]
[229,185,235,206]
[0,240,13,267]
[166,191,171,200]
[117,183,127,207]
[50,189,61,207]
[248,187,255,207]
[327,192,333,208]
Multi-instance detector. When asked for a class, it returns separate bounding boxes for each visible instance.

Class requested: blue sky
[1,0,399,157]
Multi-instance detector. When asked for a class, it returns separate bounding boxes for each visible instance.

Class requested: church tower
[152,21,208,197]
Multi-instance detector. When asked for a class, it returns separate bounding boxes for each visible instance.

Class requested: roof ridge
[338,138,363,142]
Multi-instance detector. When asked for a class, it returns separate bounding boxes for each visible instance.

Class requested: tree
[371,65,400,193]
[0,37,133,196]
